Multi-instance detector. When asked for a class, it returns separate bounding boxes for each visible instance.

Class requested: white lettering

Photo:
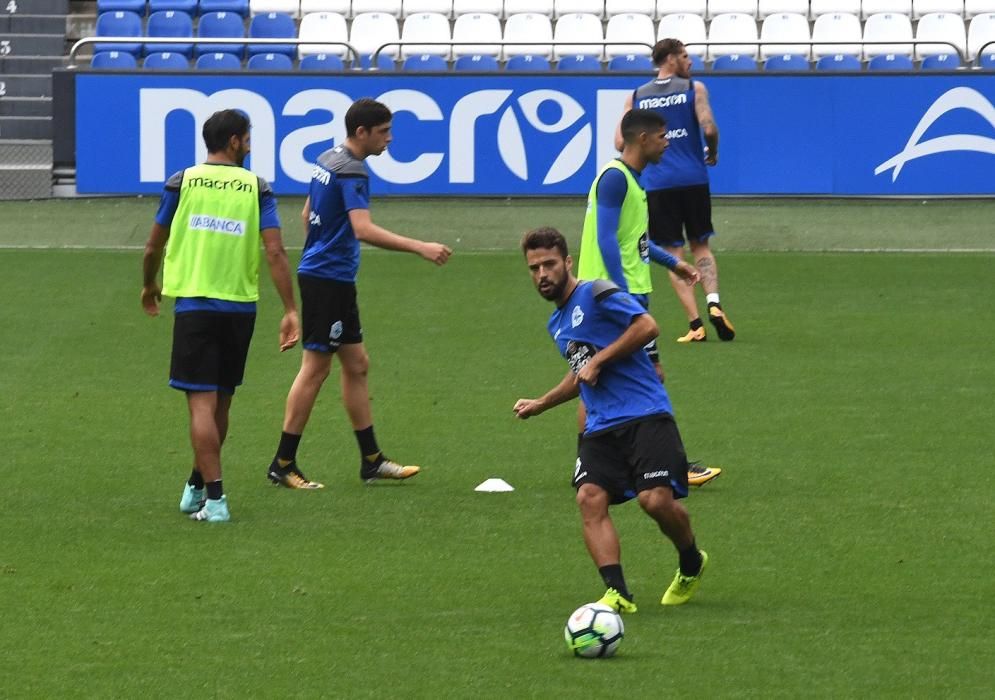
[637,93,687,110]
[369,89,444,184]
[279,89,351,183]
[139,88,276,182]
[311,164,330,186]
[188,215,246,236]
[666,128,689,139]
[449,89,513,183]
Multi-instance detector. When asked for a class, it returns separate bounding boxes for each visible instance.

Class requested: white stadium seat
[912,0,962,18]
[300,0,351,16]
[250,0,300,16]
[452,0,502,15]
[915,12,967,58]
[605,12,656,55]
[400,11,451,56]
[810,0,860,17]
[757,0,806,17]
[452,12,502,54]
[967,12,995,57]
[707,0,757,19]
[298,11,349,55]
[657,12,707,53]
[605,0,655,18]
[759,11,810,57]
[966,0,995,18]
[861,0,911,19]
[503,12,554,57]
[402,0,452,16]
[351,11,401,56]
[862,12,913,57]
[811,12,862,56]
[352,0,402,16]
[553,12,605,57]
[555,0,605,17]
[506,0,555,15]
[657,0,707,17]
[707,11,759,58]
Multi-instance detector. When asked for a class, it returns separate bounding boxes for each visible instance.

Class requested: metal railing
[67,36,361,68]
[68,36,986,70]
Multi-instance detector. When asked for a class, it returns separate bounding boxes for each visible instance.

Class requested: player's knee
[637,487,673,516]
[342,350,369,378]
[575,484,608,516]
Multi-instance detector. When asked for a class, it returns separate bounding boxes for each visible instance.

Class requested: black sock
[707,301,722,310]
[355,426,381,462]
[188,469,204,489]
[599,564,632,600]
[689,318,704,331]
[679,541,703,577]
[275,431,302,465]
[206,480,223,501]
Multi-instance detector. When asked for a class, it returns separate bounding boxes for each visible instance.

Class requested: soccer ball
[563,602,624,658]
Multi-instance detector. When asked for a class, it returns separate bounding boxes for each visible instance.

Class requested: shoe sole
[708,312,735,341]
[688,470,722,487]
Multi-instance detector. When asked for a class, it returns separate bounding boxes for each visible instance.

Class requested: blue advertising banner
[75,73,995,196]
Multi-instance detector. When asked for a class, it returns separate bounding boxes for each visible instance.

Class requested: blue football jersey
[548,280,673,434]
[633,77,709,191]
[298,145,371,282]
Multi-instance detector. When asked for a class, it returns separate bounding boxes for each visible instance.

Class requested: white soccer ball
[563,602,624,658]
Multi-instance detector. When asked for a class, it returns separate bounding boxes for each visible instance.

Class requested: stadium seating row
[94,9,995,60]
[90,46,995,67]
[95,0,995,20]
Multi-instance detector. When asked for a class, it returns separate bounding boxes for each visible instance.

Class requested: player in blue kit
[514,227,709,610]
[615,38,735,344]
[267,98,452,489]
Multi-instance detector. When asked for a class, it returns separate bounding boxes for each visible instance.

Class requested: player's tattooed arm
[694,82,719,165]
[513,371,580,419]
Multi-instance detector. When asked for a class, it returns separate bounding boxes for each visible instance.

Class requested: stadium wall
[57,71,995,196]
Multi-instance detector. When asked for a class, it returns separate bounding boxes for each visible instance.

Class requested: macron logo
[875,88,995,182]
[188,215,246,236]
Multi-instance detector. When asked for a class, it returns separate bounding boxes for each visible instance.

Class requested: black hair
[521,227,569,259]
[202,109,250,154]
[652,38,685,67]
[345,98,393,137]
[620,109,667,144]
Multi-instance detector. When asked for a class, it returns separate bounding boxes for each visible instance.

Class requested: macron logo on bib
[189,215,246,236]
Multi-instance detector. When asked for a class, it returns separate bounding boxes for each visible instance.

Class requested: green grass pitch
[0,197,993,697]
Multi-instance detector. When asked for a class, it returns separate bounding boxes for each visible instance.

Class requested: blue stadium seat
[146,10,193,57]
[143,51,190,69]
[453,54,499,71]
[149,0,198,14]
[921,54,961,70]
[764,54,809,71]
[690,54,704,72]
[95,11,144,56]
[868,54,914,71]
[90,50,138,69]
[608,54,653,72]
[300,53,345,71]
[557,55,601,72]
[816,54,861,71]
[97,0,147,15]
[356,54,396,70]
[402,54,448,71]
[247,52,294,70]
[199,0,249,17]
[195,51,242,69]
[505,55,550,71]
[196,11,245,57]
[711,54,757,71]
[247,12,296,57]
[980,54,995,70]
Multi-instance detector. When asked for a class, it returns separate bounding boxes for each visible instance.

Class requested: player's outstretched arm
[649,242,700,286]
[577,313,658,386]
[348,209,452,265]
[613,93,634,152]
[513,371,580,419]
[141,223,170,316]
[261,227,300,351]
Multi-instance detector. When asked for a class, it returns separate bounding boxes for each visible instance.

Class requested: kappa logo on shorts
[329,321,343,340]
[571,305,584,328]
[573,458,587,484]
